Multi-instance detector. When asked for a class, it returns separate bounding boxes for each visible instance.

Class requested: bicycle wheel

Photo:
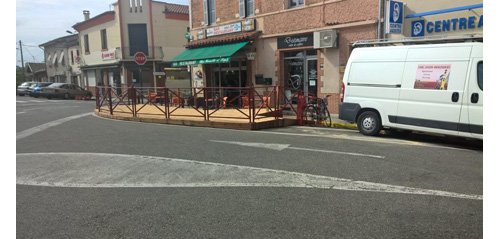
[320,107,332,127]
[304,105,318,126]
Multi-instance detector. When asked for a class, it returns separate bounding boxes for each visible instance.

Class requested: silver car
[17,82,36,96]
[41,83,92,100]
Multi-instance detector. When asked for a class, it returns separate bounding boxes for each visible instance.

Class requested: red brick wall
[338,24,377,65]
[259,0,284,14]
[262,0,378,35]
[263,5,324,35]
[324,0,379,24]
[192,0,204,28]
[192,0,379,33]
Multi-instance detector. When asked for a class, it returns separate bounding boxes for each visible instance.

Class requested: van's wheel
[357,111,381,136]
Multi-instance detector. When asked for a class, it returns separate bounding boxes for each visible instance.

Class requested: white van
[339,42,483,139]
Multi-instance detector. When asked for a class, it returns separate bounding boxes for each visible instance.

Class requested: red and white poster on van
[413,64,451,90]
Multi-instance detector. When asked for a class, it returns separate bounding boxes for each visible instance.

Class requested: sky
[16,0,188,67]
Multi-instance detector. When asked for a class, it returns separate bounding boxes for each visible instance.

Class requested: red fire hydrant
[296,92,306,126]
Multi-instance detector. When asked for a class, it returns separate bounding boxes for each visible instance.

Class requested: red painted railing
[96,86,300,123]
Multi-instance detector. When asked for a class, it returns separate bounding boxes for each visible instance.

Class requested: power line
[23,47,39,62]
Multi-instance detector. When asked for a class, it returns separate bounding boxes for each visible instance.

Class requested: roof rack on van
[352,34,483,48]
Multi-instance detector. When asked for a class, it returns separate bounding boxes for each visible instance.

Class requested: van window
[477,61,483,91]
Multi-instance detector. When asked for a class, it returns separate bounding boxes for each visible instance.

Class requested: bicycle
[304,95,332,127]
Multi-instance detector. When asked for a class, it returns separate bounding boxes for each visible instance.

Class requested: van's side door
[394,46,472,136]
[458,59,483,139]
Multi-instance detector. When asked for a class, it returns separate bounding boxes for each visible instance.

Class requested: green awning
[171,41,248,67]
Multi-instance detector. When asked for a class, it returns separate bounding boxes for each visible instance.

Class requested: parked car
[17,82,36,96]
[41,83,93,100]
[29,82,54,98]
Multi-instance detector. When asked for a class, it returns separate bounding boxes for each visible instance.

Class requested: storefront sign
[278,33,314,49]
[172,57,231,67]
[411,15,483,37]
[386,0,404,34]
[242,19,256,32]
[101,50,115,61]
[206,22,242,37]
[197,30,206,40]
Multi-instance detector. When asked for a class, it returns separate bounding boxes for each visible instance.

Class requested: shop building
[72,0,189,95]
[383,0,482,40]
[39,34,81,85]
[173,0,381,113]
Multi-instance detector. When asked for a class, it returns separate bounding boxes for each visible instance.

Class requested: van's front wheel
[357,111,381,136]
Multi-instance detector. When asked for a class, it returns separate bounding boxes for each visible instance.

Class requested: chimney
[83,10,90,21]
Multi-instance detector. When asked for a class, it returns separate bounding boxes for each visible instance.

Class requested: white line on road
[16,152,482,200]
[210,140,385,159]
[16,112,93,141]
[92,114,476,151]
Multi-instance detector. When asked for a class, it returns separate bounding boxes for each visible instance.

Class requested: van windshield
[477,61,483,91]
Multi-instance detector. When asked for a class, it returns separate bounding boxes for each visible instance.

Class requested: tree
[16,66,27,87]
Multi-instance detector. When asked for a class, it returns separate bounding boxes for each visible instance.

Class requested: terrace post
[108,87,113,115]
[96,86,100,111]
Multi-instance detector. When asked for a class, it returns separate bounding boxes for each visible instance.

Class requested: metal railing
[96,85,295,124]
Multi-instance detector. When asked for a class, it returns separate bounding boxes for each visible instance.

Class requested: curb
[331,122,358,130]
[95,110,358,131]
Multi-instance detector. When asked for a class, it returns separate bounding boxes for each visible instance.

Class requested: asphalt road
[16,96,483,238]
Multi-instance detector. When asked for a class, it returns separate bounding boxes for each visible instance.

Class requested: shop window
[101,29,108,50]
[84,34,90,54]
[239,0,254,18]
[289,0,304,8]
[203,0,216,25]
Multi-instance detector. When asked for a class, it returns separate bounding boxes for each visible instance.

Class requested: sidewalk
[96,101,357,131]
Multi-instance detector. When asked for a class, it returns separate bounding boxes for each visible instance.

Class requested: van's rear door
[394,45,472,136]
[459,58,483,139]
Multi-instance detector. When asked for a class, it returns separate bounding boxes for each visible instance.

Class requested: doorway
[283,50,318,101]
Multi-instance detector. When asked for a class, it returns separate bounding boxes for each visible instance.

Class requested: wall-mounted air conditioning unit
[314,30,338,49]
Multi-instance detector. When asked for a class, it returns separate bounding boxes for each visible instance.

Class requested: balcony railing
[116,46,164,60]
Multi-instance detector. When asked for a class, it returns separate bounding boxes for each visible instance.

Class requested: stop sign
[134,52,147,65]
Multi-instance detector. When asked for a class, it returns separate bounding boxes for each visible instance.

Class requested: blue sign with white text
[411,15,483,37]
[387,1,404,34]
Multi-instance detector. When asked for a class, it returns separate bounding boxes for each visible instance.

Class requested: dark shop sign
[278,33,314,49]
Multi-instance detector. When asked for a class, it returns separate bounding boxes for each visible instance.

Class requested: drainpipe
[378,0,384,39]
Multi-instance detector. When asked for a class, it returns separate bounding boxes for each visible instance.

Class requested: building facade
[39,34,81,84]
[173,0,382,113]
[24,63,48,82]
[72,0,189,95]
[384,0,482,40]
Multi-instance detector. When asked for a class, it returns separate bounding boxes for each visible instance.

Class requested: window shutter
[203,0,208,25]
[209,0,216,24]
[239,0,245,18]
[248,0,254,16]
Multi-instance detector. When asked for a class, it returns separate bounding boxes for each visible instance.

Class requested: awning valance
[171,41,248,67]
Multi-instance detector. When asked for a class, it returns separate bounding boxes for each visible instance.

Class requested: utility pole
[19,40,26,80]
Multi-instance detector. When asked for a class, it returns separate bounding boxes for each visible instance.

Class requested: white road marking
[17,112,26,114]
[16,112,92,140]
[16,152,482,200]
[92,114,476,151]
[210,140,291,151]
[254,130,473,152]
[210,140,385,159]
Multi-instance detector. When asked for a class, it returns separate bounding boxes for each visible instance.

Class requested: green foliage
[16,66,26,87]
